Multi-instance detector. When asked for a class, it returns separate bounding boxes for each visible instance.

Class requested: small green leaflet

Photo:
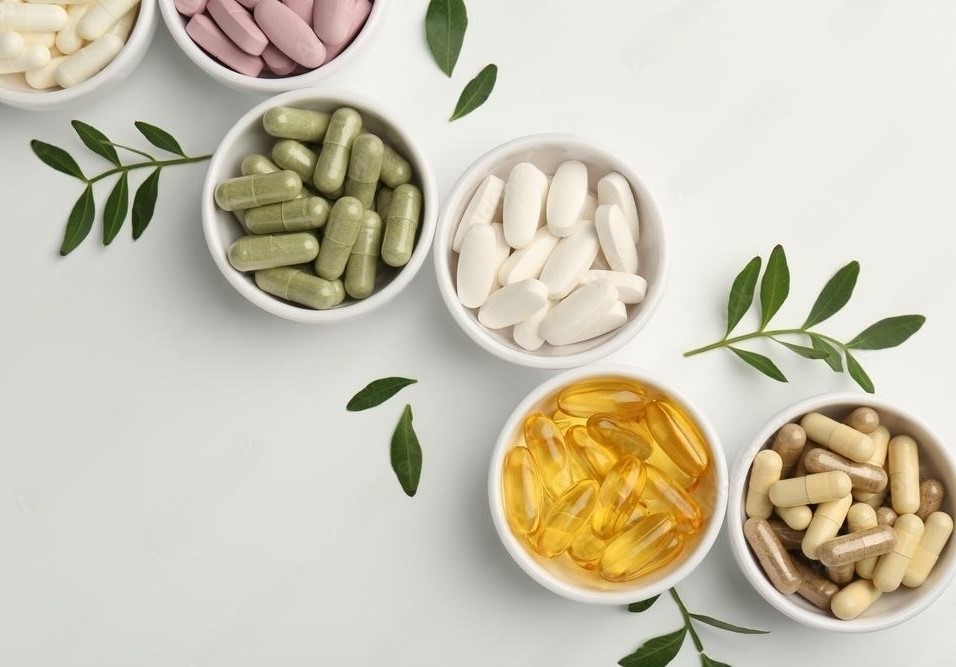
[759,244,789,329]
[425,0,468,77]
[132,168,161,239]
[689,614,768,634]
[347,377,418,411]
[726,256,761,335]
[803,260,859,328]
[775,340,829,360]
[847,315,926,350]
[809,334,844,372]
[450,64,498,121]
[71,120,120,166]
[391,405,423,497]
[618,627,686,667]
[627,595,660,613]
[701,655,733,667]
[845,350,875,393]
[32,140,85,180]
[729,347,787,382]
[102,173,129,245]
[60,185,95,256]
[135,121,186,157]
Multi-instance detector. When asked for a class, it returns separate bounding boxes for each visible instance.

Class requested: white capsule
[452,174,503,252]
[477,279,549,330]
[456,224,501,309]
[77,0,138,41]
[497,226,559,286]
[19,28,52,46]
[540,279,618,346]
[579,269,647,304]
[55,32,121,87]
[0,4,67,32]
[595,204,638,274]
[107,5,134,39]
[0,29,22,57]
[24,51,64,87]
[55,4,88,55]
[538,222,599,300]
[513,300,552,351]
[597,172,639,244]
[0,40,47,72]
[503,162,548,249]
[24,0,91,4]
[546,160,588,237]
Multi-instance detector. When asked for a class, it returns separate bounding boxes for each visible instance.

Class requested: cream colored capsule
[19,30,52,46]
[873,513,924,592]
[24,50,64,88]
[888,435,920,515]
[802,494,852,560]
[775,504,812,531]
[106,5,134,40]
[831,579,882,621]
[0,40,47,72]
[800,412,874,463]
[847,503,880,579]
[0,29,23,58]
[769,471,852,508]
[55,32,121,86]
[54,4,87,55]
[0,4,67,32]
[77,0,138,41]
[746,450,782,519]
[854,426,891,502]
[903,512,954,588]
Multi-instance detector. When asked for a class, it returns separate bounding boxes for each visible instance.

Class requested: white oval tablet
[580,270,647,304]
[576,300,627,342]
[538,222,599,300]
[546,160,588,237]
[503,162,548,249]
[597,172,639,243]
[490,221,510,268]
[452,174,504,252]
[513,300,552,351]
[497,226,559,286]
[595,204,638,274]
[456,224,499,309]
[540,279,618,346]
[478,279,548,330]
[581,192,597,221]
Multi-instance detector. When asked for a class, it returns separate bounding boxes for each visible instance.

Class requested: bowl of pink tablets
[158,0,381,92]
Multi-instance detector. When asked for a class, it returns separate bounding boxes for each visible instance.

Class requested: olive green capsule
[313,107,363,195]
[344,133,384,208]
[272,140,319,183]
[215,171,302,211]
[255,267,345,310]
[315,196,364,280]
[241,154,280,176]
[244,196,331,234]
[227,232,319,271]
[262,107,330,142]
[376,186,393,219]
[380,144,413,188]
[382,183,422,267]
[344,210,383,299]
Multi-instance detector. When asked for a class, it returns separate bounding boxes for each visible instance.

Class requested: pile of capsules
[744,407,953,620]
[501,379,711,583]
[175,0,371,78]
[453,161,647,351]
[214,105,420,310]
[0,0,139,90]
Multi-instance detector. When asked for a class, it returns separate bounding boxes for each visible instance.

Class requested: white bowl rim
[200,86,438,323]
[727,391,956,633]
[487,364,728,605]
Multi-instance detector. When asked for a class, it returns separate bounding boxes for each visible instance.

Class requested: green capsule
[344,210,383,299]
[272,140,319,183]
[215,171,302,211]
[315,196,364,280]
[382,183,422,267]
[376,186,393,219]
[313,107,363,195]
[255,267,345,310]
[241,154,280,176]
[244,196,330,234]
[381,144,413,188]
[262,107,330,142]
[227,232,319,272]
[344,133,384,208]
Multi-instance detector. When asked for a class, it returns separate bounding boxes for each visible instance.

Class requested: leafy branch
[31,120,211,255]
[684,245,925,392]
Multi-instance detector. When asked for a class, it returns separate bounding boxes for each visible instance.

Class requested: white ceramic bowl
[201,87,437,323]
[728,393,956,632]
[158,0,384,94]
[0,0,157,111]
[488,365,727,605]
[434,134,668,369]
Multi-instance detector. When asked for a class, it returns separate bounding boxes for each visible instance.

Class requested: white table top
[1,1,954,664]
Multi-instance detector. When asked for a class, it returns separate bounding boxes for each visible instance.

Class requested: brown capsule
[825,562,856,585]
[803,447,888,494]
[845,407,880,434]
[772,423,807,478]
[817,526,897,567]
[768,518,806,551]
[744,517,801,594]
[917,479,945,521]
[876,506,898,527]
[794,559,839,609]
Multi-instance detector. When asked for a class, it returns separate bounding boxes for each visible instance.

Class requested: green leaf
[347,377,418,411]
[759,245,789,329]
[450,64,498,121]
[725,256,761,335]
[134,121,185,156]
[102,173,129,245]
[618,628,686,667]
[131,168,161,239]
[803,260,859,328]
[689,614,769,634]
[59,185,95,255]
[775,340,830,360]
[71,120,120,166]
[701,655,733,667]
[809,335,844,372]
[425,0,467,77]
[391,405,422,497]
[729,347,787,382]
[627,596,660,613]
[845,351,875,393]
[31,140,85,180]
[847,315,926,350]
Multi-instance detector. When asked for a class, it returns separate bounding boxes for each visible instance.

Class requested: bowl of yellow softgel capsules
[729,394,956,632]
[202,88,437,323]
[488,365,727,604]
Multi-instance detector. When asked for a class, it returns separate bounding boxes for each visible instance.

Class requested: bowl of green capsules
[201,88,438,323]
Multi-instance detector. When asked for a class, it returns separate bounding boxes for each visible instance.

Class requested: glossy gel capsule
[645,400,710,477]
[590,456,647,539]
[644,464,702,534]
[535,480,599,558]
[586,414,653,460]
[557,380,647,419]
[599,513,682,583]
[567,425,618,479]
[502,446,544,537]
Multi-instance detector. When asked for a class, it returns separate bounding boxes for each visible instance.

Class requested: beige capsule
[746,450,783,519]
[831,579,882,621]
[794,559,839,609]
[768,518,805,551]
[803,447,887,494]
[818,526,897,568]
[846,503,880,579]
[801,412,874,463]
[769,471,852,508]
[903,512,954,588]
[916,479,945,521]
[873,513,924,592]
[802,494,853,560]
[772,423,807,478]
[858,488,888,509]
[888,435,921,515]
[825,563,856,584]
[744,517,801,594]
[853,426,891,503]
[876,506,898,527]
[845,407,880,434]
[775,504,812,531]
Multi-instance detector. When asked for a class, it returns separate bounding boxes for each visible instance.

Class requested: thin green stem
[109,142,155,160]
[684,328,846,357]
[86,154,212,185]
[670,588,703,653]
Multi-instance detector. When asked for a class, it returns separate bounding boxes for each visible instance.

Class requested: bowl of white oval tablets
[201,87,437,323]
[0,0,157,110]
[433,134,667,369]
[729,393,956,632]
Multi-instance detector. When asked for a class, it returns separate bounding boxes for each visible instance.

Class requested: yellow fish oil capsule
[800,412,874,463]
[876,506,898,527]
[802,494,852,560]
[744,517,802,594]
[502,447,544,537]
[794,559,839,610]
[645,400,710,477]
[591,456,647,538]
[916,479,944,521]
[524,413,573,497]
[552,409,588,433]
[803,447,887,494]
[769,471,852,508]
[825,563,855,585]
[831,579,882,620]
[853,426,891,503]
[567,425,618,479]
[746,449,783,519]
[775,505,812,531]
[644,463,702,534]
[768,518,806,551]
[771,423,807,478]
[846,503,880,579]
[846,407,880,434]
[818,525,897,568]
[535,480,599,558]
[873,513,924,592]
[557,380,647,418]
[599,513,683,583]
[903,511,954,588]
[568,528,607,570]
[586,414,653,460]
[631,420,699,490]
[888,435,920,515]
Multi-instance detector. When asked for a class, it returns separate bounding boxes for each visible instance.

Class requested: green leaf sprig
[685,245,926,392]
[619,588,767,667]
[32,121,211,255]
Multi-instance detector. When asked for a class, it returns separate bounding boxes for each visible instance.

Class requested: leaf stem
[86,154,212,185]
[108,142,156,160]
[669,588,703,653]
[684,328,846,357]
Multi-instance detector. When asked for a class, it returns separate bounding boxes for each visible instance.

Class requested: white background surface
[1,1,954,664]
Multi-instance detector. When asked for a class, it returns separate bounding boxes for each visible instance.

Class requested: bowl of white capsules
[729,394,956,632]
[433,134,668,369]
[0,0,157,110]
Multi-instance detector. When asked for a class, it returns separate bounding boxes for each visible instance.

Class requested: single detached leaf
[726,256,761,335]
[31,140,85,180]
[134,121,185,156]
[847,315,926,350]
[701,655,733,667]
[627,595,660,613]
[102,173,129,245]
[60,185,95,255]
[809,335,844,372]
[347,377,418,411]
[131,168,160,239]
[776,340,830,360]
[689,613,769,634]
[425,0,467,77]
[845,351,875,393]
[729,347,787,383]
[618,628,686,667]
[391,404,422,497]
[803,260,859,328]
[758,245,789,329]
[71,120,120,166]
[450,64,498,121]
